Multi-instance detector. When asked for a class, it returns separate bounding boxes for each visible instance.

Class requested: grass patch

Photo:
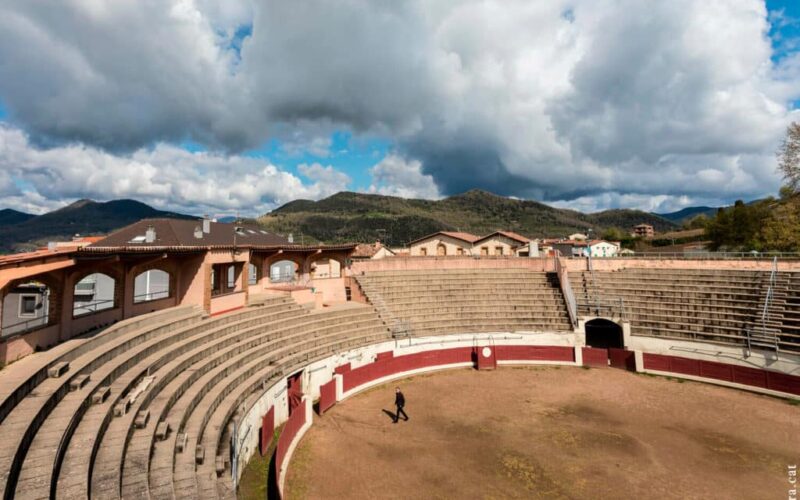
[238,425,284,500]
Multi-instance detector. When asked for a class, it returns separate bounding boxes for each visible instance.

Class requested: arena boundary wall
[235,330,800,499]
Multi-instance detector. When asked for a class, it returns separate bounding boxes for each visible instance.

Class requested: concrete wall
[563,257,800,272]
[209,291,246,315]
[311,277,347,304]
[351,256,555,274]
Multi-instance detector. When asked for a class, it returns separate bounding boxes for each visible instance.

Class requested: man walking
[393,387,408,423]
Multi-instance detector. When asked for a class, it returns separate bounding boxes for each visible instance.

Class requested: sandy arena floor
[283,366,799,500]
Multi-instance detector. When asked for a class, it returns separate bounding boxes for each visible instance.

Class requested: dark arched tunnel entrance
[585,318,624,349]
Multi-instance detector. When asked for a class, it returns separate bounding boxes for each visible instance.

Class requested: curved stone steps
[170,317,383,498]
[56,300,302,498]
[0,306,199,427]
[112,309,322,497]
[15,307,223,498]
[201,328,390,499]
[187,324,387,499]
[0,308,202,498]
[137,310,381,498]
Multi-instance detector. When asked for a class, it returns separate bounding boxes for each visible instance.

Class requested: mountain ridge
[0,199,195,253]
[259,190,677,246]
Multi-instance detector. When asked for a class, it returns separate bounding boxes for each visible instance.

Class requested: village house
[350,241,396,261]
[408,232,480,256]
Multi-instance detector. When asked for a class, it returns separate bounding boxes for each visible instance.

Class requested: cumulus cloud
[0,0,799,212]
[367,154,442,199]
[0,124,348,215]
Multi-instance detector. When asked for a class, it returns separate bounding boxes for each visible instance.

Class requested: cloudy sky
[0,0,799,216]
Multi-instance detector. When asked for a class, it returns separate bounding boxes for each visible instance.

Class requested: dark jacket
[395,391,405,408]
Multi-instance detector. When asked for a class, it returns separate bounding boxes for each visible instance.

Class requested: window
[481,247,489,256]
[227,265,236,289]
[19,295,37,317]
[496,246,504,256]
[134,269,170,303]
[437,243,446,256]
[73,273,116,316]
[456,248,465,256]
[248,263,258,285]
[420,247,427,256]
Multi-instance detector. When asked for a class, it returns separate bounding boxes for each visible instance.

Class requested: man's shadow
[381,409,398,422]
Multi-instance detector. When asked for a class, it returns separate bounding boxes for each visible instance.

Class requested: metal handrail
[553,252,578,328]
[73,298,116,317]
[1,315,50,337]
[133,290,170,303]
[568,251,800,260]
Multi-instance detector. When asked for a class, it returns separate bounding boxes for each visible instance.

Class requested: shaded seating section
[0,296,390,499]
[355,269,573,337]
[569,268,800,352]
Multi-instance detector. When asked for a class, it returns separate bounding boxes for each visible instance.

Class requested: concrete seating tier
[570,268,800,352]
[0,295,391,499]
[356,269,573,336]
[0,305,204,498]
[57,299,305,499]
[107,306,380,496]
[143,305,387,499]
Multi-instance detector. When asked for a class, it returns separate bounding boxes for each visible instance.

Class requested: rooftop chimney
[288,233,294,244]
[202,215,211,234]
[194,226,203,239]
[145,225,156,243]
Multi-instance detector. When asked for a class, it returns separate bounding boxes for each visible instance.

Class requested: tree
[758,198,800,252]
[778,122,800,194]
[682,214,709,230]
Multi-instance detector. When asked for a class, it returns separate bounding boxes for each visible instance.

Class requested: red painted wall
[642,353,800,395]
[260,407,275,456]
[276,401,307,476]
[582,347,608,367]
[341,345,577,393]
[318,379,337,415]
[608,348,636,371]
[496,345,574,362]
[342,347,475,392]
[334,363,351,375]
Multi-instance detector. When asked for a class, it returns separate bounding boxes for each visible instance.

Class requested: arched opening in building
[270,260,298,283]
[1,281,51,336]
[134,269,171,303]
[73,273,116,316]
[437,243,446,256]
[248,263,259,286]
[585,319,624,349]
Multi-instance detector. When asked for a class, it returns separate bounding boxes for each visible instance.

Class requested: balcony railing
[1,315,50,338]
[73,298,116,317]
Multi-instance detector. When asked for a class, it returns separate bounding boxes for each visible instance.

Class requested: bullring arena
[0,219,798,499]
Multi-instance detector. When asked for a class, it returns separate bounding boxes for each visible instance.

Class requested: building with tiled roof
[408,230,535,257]
[351,241,396,260]
[0,217,357,363]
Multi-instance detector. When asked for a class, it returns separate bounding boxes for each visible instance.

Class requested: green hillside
[257,190,676,246]
[0,199,195,253]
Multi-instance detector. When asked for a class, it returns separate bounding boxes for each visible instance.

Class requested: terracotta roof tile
[88,218,289,249]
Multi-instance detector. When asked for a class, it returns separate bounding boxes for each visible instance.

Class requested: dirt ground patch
[281,366,799,499]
